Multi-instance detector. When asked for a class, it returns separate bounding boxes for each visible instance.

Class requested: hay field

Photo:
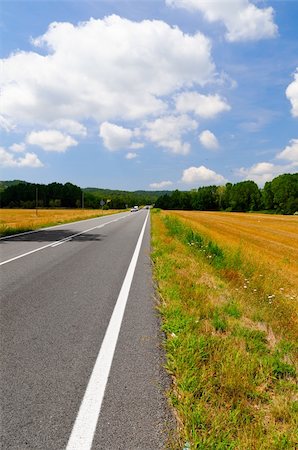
[151,210,298,449]
[0,208,124,236]
[168,211,298,294]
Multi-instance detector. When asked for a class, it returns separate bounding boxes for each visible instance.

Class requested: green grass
[0,226,34,237]
[151,211,298,449]
[164,216,231,269]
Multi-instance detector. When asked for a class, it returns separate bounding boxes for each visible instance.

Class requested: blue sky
[1,0,297,190]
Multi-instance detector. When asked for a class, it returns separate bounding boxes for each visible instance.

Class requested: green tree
[262,181,274,210]
[271,173,298,214]
[230,181,261,212]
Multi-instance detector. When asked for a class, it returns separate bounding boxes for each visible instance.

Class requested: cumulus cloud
[100,122,133,151]
[237,162,285,185]
[175,92,230,118]
[26,130,78,152]
[51,119,87,136]
[181,165,226,185]
[276,139,298,163]
[144,114,198,155]
[0,147,43,168]
[101,115,198,154]
[286,69,298,118]
[0,115,15,132]
[99,122,143,151]
[125,152,138,160]
[1,16,215,130]
[9,143,26,153]
[199,130,219,150]
[149,180,173,189]
[166,0,278,41]
[238,139,298,185]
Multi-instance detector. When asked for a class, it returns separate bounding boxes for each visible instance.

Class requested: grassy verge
[151,210,297,450]
[0,209,126,237]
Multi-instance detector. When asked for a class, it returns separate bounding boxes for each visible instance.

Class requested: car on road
[131,206,139,212]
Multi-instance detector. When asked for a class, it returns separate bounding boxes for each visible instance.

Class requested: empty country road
[0,210,172,449]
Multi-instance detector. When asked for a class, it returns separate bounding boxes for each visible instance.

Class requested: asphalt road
[0,210,173,449]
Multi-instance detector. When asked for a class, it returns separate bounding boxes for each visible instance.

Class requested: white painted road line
[51,238,72,248]
[65,211,149,450]
[0,215,129,266]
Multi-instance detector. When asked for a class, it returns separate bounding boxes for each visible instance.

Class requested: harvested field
[0,208,125,236]
[168,211,298,294]
[151,210,298,449]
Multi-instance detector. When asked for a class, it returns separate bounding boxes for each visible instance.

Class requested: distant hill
[0,180,27,191]
[82,187,172,208]
[83,187,171,198]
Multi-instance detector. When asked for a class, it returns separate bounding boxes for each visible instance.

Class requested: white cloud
[9,143,26,153]
[237,162,289,185]
[144,114,198,155]
[166,0,278,42]
[237,140,298,185]
[125,152,138,160]
[1,16,215,129]
[149,180,173,189]
[286,69,298,118]
[99,122,143,151]
[276,139,298,163]
[181,165,226,185]
[0,147,43,168]
[51,119,87,136]
[130,142,144,150]
[199,130,219,150]
[26,130,78,152]
[0,115,15,132]
[175,92,230,118]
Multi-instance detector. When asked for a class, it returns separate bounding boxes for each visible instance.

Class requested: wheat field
[0,208,124,236]
[168,211,298,291]
[151,210,298,449]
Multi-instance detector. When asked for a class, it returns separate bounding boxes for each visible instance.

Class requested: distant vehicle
[131,206,139,212]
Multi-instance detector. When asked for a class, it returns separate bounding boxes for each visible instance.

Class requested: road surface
[0,210,173,449]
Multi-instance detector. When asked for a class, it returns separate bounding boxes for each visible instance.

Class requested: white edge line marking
[0,212,129,240]
[51,238,72,248]
[0,215,129,266]
[66,211,149,450]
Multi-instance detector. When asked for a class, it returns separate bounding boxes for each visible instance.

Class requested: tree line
[155,173,298,215]
[1,173,297,213]
[0,181,163,209]
[0,182,83,208]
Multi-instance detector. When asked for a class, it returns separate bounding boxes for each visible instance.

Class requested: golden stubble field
[151,210,298,449]
[169,211,298,293]
[0,208,124,235]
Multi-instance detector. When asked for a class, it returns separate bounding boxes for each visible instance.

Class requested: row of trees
[0,181,162,209]
[1,173,297,213]
[155,174,298,214]
[0,182,83,208]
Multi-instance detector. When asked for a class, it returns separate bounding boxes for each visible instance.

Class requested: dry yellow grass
[0,208,124,235]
